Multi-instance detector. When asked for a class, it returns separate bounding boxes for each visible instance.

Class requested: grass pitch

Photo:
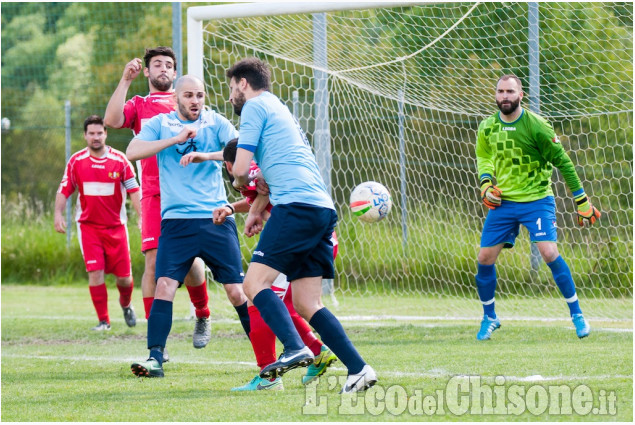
[1,284,632,421]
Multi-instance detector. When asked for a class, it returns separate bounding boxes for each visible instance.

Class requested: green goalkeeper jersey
[476,108,582,202]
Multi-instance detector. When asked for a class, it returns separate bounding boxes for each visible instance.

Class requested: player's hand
[213,206,232,225]
[244,212,264,237]
[480,180,502,209]
[54,214,66,233]
[253,171,269,195]
[175,126,197,144]
[576,196,601,227]
[180,152,205,167]
[123,58,143,81]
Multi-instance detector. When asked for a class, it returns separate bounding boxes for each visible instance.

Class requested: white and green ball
[349,181,392,223]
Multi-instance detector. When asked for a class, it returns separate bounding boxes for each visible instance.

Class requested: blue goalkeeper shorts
[480,196,558,248]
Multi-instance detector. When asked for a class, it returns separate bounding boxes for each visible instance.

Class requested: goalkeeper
[474,75,600,341]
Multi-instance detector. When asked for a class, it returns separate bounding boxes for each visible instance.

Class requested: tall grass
[2,195,632,302]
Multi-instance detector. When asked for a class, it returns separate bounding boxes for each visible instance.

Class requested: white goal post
[187,2,633,321]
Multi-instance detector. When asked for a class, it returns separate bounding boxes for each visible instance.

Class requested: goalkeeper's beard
[496,97,520,115]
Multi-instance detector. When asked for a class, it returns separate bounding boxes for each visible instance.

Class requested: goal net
[189,2,633,320]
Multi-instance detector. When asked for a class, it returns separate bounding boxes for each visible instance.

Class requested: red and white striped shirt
[58,147,139,227]
[122,92,175,199]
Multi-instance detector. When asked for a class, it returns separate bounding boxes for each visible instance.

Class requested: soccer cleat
[122,305,137,327]
[302,345,337,385]
[230,374,283,392]
[340,365,377,393]
[477,315,501,340]
[130,357,164,378]
[193,317,211,349]
[91,320,111,331]
[259,346,314,379]
[572,313,591,338]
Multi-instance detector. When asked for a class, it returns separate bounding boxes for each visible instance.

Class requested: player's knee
[116,276,132,287]
[225,284,247,305]
[539,247,559,263]
[477,250,496,265]
[155,278,178,300]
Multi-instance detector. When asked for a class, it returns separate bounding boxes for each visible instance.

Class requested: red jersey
[58,147,139,227]
[122,92,175,198]
[240,161,273,212]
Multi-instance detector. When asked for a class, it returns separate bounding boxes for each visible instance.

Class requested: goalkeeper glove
[575,193,601,227]
[480,178,502,210]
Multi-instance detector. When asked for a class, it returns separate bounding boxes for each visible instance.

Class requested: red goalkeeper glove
[575,193,601,227]
[480,178,502,210]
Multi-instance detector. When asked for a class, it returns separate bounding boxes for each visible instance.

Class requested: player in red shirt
[103,47,242,351]
[54,115,141,331]
[183,139,338,391]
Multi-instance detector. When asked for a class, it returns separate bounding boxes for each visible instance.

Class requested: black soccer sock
[309,307,365,375]
[147,299,173,365]
[234,301,251,338]
[253,289,304,351]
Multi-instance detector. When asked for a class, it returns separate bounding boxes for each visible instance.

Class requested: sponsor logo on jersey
[92,164,106,169]
[253,250,265,257]
[152,98,172,103]
[502,127,516,131]
[552,136,561,144]
[87,260,98,264]
[535,232,546,237]
[142,237,155,243]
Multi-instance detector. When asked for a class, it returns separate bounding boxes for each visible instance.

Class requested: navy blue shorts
[156,218,244,284]
[252,203,337,281]
[481,196,558,248]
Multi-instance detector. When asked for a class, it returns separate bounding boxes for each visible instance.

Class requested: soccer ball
[349,181,392,223]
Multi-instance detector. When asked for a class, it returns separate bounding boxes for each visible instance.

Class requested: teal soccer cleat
[231,374,283,391]
[572,314,590,338]
[476,315,501,340]
[131,358,164,378]
[302,345,337,385]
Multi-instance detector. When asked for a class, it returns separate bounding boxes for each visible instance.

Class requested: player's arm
[536,120,600,226]
[475,120,502,209]
[127,125,197,161]
[232,148,254,189]
[104,58,143,128]
[180,150,224,167]
[54,192,68,234]
[244,193,270,237]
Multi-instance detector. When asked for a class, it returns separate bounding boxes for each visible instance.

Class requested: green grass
[2,284,632,421]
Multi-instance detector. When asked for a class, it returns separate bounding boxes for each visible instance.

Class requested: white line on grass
[6,314,634,327]
[4,353,631,383]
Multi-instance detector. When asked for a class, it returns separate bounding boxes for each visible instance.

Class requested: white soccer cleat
[340,364,377,393]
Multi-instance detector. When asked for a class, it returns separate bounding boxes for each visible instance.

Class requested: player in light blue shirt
[227,58,376,393]
[126,75,250,378]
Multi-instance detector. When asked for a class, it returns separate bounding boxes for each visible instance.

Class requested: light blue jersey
[136,109,238,219]
[237,91,334,210]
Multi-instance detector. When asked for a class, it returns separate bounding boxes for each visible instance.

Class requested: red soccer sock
[89,283,109,323]
[143,297,154,320]
[248,305,277,370]
[284,289,323,356]
[186,281,210,319]
[117,280,134,308]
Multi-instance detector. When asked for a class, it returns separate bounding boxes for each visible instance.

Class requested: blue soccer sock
[476,263,497,319]
[252,289,304,351]
[547,256,582,316]
[234,301,251,338]
[147,299,173,365]
[309,307,366,375]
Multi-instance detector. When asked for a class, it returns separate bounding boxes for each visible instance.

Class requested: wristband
[225,204,235,215]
